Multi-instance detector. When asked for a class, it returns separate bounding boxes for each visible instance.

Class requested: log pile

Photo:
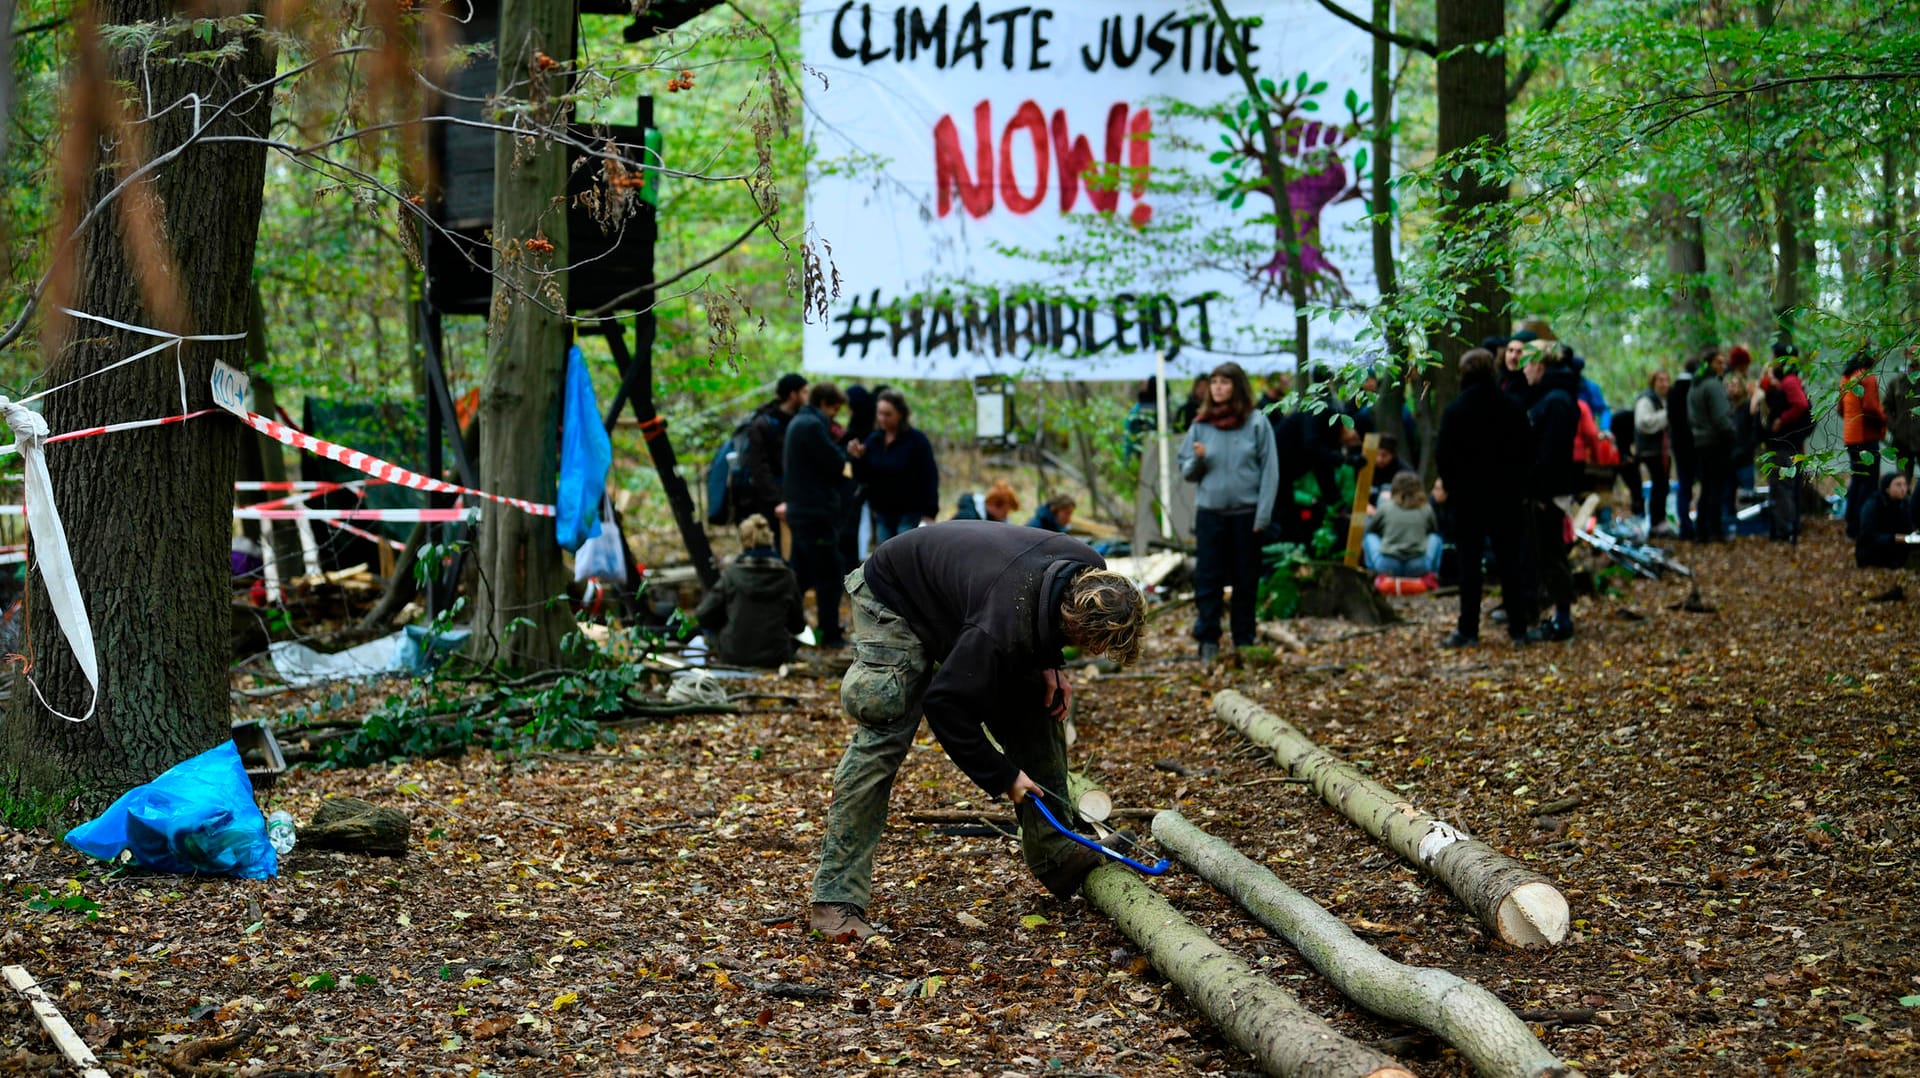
[1214,689,1569,947]
[1082,865,1414,1078]
[1153,812,1583,1078]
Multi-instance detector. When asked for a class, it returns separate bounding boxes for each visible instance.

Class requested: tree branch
[1313,0,1436,57]
[1506,0,1577,104]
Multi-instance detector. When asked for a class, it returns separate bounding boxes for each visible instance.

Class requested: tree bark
[1153,811,1583,1078]
[468,0,578,669]
[1367,0,1410,467]
[1082,864,1414,1078]
[1423,0,1508,450]
[1657,191,1717,353]
[1213,690,1568,947]
[1,5,275,819]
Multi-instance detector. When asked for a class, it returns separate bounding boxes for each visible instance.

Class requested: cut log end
[1497,882,1571,947]
[1367,1069,1417,1078]
[1076,788,1112,823]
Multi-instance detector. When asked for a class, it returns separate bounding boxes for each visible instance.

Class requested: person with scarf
[1177,362,1280,663]
[1762,345,1814,542]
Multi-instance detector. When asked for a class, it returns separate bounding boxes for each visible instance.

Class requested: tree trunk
[1,5,275,819]
[1423,0,1508,445]
[1367,0,1412,469]
[1213,690,1568,947]
[1658,192,1717,353]
[1082,864,1414,1078]
[468,0,578,669]
[1152,811,1583,1078]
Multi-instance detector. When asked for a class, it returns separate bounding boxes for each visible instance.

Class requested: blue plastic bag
[556,345,613,552]
[66,740,278,879]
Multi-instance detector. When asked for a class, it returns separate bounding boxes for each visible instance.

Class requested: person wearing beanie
[1854,472,1913,570]
[1436,348,1537,648]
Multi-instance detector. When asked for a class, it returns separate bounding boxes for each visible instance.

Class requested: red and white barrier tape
[234,506,477,522]
[0,408,219,457]
[230,407,553,517]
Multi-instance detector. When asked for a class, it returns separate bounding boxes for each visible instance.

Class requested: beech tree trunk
[1213,690,1569,947]
[1422,0,1508,441]
[1658,192,1717,354]
[1082,864,1414,1078]
[468,0,578,669]
[0,5,275,819]
[1153,811,1583,1078]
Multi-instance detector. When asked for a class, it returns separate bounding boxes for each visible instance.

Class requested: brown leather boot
[808,902,875,941]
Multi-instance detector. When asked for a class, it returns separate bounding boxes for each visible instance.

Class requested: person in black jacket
[739,374,808,550]
[1271,369,1349,544]
[1855,473,1913,570]
[808,523,1147,940]
[781,383,851,648]
[1436,348,1537,647]
[1667,358,1698,540]
[1524,345,1584,641]
[694,515,806,667]
[852,388,939,546]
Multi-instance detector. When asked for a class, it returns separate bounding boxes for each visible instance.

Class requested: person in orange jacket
[1841,350,1888,539]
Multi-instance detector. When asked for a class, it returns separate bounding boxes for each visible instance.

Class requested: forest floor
[3,517,1917,1077]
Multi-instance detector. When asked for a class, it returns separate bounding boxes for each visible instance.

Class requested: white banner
[802,1,1377,381]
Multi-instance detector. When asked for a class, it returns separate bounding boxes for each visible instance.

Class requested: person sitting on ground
[952,480,1019,522]
[1028,494,1077,533]
[1363,472,1442,585]
[693,515,807,668]
[1855,473,1913,571]
[807,523,1147,940]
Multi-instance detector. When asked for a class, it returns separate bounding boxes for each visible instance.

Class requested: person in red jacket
[1761,346,1814,542]
[1840,350,1887,539]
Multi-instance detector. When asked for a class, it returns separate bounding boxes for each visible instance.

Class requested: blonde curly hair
[739,514,774,550]
[1061,569,1146,667]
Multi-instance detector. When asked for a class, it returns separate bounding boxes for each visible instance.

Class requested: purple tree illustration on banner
[1211,74,1368,302]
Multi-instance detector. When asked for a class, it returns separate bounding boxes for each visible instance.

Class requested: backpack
[704,413,773,525]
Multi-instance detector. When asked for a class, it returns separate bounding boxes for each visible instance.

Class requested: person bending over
[807,522,1146,940]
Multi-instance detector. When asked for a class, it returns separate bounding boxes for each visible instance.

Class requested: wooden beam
[1344,433,1381,568]
[3,965,111,1078]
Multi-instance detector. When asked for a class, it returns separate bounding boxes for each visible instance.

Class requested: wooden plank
[3,965,111,1078]
[1343,433,1381,568]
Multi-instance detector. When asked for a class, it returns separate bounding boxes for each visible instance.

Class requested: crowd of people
[697,374,1088,663]
[1126,330,1920,655]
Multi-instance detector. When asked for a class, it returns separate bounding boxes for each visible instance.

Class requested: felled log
[1153,812,1582,1078]
[1083,865,1413,1078]
[1214,690,1568,947]
[301,797,411,856]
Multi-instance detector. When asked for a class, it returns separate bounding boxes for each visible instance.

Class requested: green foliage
[0,775,79,830]
[25,885,102,921]
[1255,541,1310,620]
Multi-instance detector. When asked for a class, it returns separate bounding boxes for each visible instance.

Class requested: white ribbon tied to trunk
[0,397,98,722]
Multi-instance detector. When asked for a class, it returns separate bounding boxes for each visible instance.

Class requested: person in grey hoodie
[1178,362,1280,661]
[1687,349,1736,542]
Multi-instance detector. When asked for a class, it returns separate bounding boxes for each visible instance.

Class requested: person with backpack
[713,374,808,549]
[1524,344,1584,641]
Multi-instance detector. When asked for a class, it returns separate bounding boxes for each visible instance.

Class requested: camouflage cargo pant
[810,567,1081,912]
